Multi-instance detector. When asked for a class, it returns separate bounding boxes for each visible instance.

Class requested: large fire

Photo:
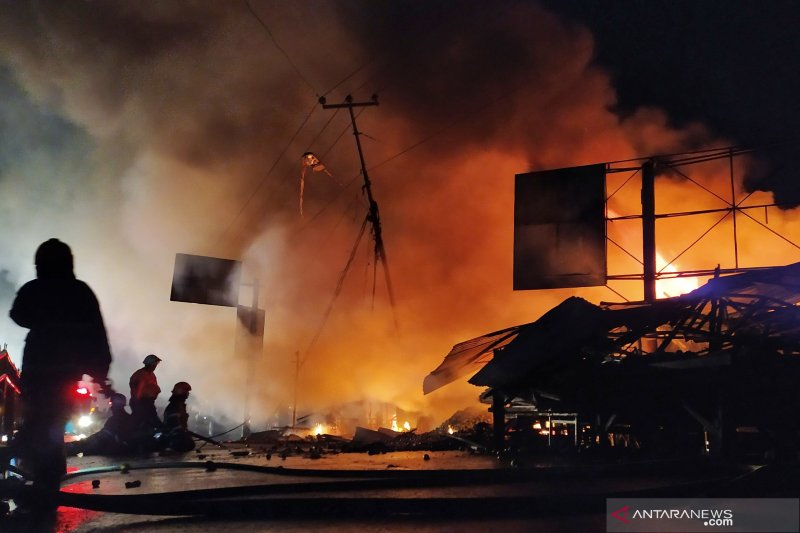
[0,2,796,433]
[656,252,700,299]
[390,416,413,433]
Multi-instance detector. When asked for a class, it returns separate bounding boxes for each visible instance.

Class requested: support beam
[491,390,506,452]
[642,160,657,302]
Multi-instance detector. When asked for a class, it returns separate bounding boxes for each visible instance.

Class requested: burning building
[426,263,800,460]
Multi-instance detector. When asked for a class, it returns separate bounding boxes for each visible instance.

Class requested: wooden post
[491,390,506,452]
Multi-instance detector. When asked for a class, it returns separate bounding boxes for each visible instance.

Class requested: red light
[76,387,89,395]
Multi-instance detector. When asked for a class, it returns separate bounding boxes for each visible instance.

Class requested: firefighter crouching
[162,381,195,452]
[67,393,133,456]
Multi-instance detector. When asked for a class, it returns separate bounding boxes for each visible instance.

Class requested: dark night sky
[544,0,800,204]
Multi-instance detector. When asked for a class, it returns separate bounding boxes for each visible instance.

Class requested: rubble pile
[236,416,495,460]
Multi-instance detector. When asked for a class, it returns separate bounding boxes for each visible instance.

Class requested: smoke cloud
[0,1,795,430]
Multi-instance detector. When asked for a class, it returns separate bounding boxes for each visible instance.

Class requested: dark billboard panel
[513,164,606,290]
[170,253,242,307]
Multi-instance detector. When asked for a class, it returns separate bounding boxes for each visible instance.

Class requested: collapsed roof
[424,262,800,400]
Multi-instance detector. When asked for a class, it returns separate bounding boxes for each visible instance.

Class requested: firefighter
[130,381,164,453]
[69,392,133,456]
[162,381,195,452]
[9,238,112,507]
[129,353,161,418]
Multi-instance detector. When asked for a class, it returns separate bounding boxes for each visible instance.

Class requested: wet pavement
[1,445,765,532]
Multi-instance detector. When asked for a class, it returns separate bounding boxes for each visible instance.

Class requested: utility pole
[292,350,300,428]
[642,160,657,302]
[319,94,399,328]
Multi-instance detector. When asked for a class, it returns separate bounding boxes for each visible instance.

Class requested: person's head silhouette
[34,238,74,279]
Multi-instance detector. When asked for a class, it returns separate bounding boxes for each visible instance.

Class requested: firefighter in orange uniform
[129,353,161,418]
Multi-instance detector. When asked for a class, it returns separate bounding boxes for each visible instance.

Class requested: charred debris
[234,408,494,461]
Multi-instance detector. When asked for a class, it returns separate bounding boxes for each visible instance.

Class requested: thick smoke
[0,1,795,429]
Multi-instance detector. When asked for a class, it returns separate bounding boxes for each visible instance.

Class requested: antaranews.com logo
[611,504,733,527]
[606,498,799,533]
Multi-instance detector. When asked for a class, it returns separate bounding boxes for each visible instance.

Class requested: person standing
[130,381,164,453]
[129,353,161,417]
[10,238,112,506]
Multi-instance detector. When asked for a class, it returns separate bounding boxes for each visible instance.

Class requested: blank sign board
[513,164,607,290]
[170,253,242,307]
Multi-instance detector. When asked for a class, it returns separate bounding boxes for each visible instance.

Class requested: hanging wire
[243,0,319,96]
[304,109,341,154]
[280,82,374,235]
[217,102,318,244]
[322,60,373,97]
[290,109,370,237]
[301,215,370,368]
[321,108,367,160]
[292,173,362,237]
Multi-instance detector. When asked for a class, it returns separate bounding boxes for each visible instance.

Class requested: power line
[243,0,319,96]
[302,215,370,367]
[366,68,570,173]
[322,61,372,97]
[217,102,317,244]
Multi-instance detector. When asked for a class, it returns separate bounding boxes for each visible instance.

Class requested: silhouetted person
[162,381,195,452]
[129,353,161,418]
[10,238,112,508]
[68,393,133,456]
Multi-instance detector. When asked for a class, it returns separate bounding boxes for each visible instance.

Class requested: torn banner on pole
[170,253,242,307]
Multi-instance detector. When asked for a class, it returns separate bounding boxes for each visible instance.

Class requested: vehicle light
[78,415,93,428]
[76,387,89,395]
